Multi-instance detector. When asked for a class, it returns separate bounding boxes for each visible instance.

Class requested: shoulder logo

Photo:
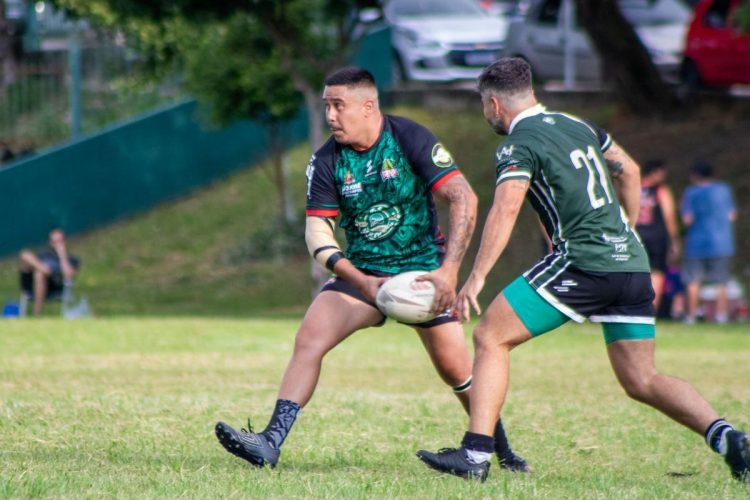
[497,145,515,160]
[431,143,454,168]
[306,154,316,198]
[543,116,556,125]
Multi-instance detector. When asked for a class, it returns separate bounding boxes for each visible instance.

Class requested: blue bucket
[2,301,20,318]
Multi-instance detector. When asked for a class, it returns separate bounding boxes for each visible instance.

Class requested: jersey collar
[508,104,546,134]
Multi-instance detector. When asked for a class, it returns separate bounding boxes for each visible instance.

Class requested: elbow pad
[305,216,343,270]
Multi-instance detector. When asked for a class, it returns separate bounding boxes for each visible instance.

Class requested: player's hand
[455,274,485,322]
[358,275,388,304]
[415,267,457,315]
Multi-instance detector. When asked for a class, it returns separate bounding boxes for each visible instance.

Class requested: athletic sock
[705,418,734,456]
[262,399,301,450]
[494,418,513,458]
[461,431,493,464]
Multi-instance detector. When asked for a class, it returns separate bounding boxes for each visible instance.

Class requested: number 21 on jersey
[570,145,613,209]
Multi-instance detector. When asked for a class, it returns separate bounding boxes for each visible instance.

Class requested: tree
[574,0,676,115]
[54,0,377,227]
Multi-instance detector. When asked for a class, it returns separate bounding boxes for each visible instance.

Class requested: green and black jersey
[495,104,649,285]
[305,115,460,274]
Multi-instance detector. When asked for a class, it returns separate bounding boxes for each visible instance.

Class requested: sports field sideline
[1,317,748,498]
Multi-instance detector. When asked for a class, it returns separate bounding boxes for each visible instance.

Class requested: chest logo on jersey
[381,158,399,180]
[341,170,363,198]
[365,160,378,177]
[431,143,454,168]
[355,202,403,241]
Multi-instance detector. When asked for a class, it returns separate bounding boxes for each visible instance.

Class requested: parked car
[682,0,750,89]
[384,0,510,82]
[503,0,691,83]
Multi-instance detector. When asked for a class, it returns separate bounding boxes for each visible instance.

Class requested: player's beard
[487,116,507,135]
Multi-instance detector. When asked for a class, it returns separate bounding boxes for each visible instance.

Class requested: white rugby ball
[376,271,436,324]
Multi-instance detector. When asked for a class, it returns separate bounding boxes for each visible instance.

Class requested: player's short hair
[478,57,532,96]
[642,159,666,176]
[691,161,713,178]
[324,67,377,89]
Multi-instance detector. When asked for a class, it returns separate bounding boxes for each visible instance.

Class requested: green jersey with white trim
[496,105,649,277]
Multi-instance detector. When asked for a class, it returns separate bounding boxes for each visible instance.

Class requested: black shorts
[19,271,65,297]
[528,265,655,324]
[320,269,458,328]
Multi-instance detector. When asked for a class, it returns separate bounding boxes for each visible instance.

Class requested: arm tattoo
[439,177,476,264]
[606,159,624,179]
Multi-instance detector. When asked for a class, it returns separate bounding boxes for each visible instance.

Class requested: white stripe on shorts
[589,315,655,324]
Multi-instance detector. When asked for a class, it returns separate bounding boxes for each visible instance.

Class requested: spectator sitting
[18,229,80,316]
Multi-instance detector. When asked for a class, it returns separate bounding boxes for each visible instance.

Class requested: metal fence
[0,42,183,165]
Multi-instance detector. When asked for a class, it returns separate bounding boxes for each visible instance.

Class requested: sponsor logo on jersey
[306,155,316,198]
[341,169,362,198]
[365,159,377,177]
[543,116,556,125]
[381,158,399,180]
[355,202,403,241]
[497,145,515,160]
[431,143,454,168]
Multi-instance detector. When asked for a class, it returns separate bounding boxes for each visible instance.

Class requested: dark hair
[641,159,666,176]
[478,57,532,95]
[690,161,713,178]
[324,66,376,88]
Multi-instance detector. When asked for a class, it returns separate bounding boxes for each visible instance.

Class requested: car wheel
[677,59,702,101]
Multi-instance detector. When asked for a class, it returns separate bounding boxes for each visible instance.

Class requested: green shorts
[503,276,655,344]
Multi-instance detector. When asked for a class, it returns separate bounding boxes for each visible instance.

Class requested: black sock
[493,418,513,457]
[262,399,301,450]
[461,431,494,453]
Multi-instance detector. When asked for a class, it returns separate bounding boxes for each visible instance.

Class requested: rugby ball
[376,271,436,324]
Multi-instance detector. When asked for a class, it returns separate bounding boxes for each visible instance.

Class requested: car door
[697,0,750,84]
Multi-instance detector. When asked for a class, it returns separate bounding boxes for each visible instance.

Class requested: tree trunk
[268,123,295,227]
[575,0,676,115]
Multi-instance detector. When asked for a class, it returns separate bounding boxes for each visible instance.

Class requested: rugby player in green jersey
[215,67,528,472]
[417,58,749,482]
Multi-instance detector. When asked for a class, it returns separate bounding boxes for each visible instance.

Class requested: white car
[503,0,691,83]
[384,0,510,82]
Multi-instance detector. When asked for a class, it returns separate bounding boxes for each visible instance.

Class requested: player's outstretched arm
[604,142,641,225]
[456,179,528,321]
[420,174,478,313]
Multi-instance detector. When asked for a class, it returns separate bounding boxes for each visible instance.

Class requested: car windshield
[619,0,691,26]
[385,0,488,18]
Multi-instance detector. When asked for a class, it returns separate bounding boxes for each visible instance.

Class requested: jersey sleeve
[392,117,461,192]
[305,146,339,217]
[495,141,536,185]
[585,120,613,153]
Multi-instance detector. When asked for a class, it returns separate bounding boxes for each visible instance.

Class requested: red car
[682,0,750,88]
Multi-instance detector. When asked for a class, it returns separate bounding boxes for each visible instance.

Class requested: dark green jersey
[496,105,649,280]
[306,115,461,274]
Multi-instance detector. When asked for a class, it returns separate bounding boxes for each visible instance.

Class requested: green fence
[0,99,307,256]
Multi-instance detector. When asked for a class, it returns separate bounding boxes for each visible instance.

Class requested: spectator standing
[635,160,680,313]
[680,161,736,324]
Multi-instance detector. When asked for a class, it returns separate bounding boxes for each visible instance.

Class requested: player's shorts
[320,269,458,329]
[503,266,655,344]
[681,256,731,285]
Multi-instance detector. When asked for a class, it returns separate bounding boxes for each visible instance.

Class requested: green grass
[1,319,748,498]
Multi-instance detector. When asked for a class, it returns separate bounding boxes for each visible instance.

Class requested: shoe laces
[437,447,460,455]
[240,418,255,434]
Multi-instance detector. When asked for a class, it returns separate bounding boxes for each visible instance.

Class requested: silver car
[384,0,510,82]
[503,0,691,83]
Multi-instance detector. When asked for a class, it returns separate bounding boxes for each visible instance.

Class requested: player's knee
[619,375,653,403]
[291,327,329,358]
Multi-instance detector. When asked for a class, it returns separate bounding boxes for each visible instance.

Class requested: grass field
[1,318,748,498]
